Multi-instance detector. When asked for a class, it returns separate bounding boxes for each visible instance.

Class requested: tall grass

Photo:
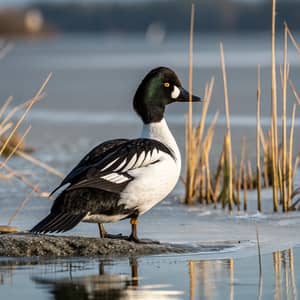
[0,73,64,228]
[220,42,233,211]
[270,0,279,212]
[184,1,300,213]
[184,3,195,204]
[256,65,262,212]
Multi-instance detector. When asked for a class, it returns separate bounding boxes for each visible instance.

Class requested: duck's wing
[50,139,129,196]
[30,138,175,234]
[64,138,175,194]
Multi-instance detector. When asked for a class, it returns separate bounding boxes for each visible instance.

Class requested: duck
[30,67,201,243]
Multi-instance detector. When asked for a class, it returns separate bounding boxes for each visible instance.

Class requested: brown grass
[0,72,66,225]
[220,42,233,211]
[183,1,300,213]
[184,3,195,204]
[271,0,279,212]
[256,65,262,211]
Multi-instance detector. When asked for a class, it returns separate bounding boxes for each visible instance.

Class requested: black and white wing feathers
[50,138,129,196]
[30,138,175,234]
[65,138,175,193]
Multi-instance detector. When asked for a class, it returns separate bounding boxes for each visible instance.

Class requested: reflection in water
[273,249,298,300]
[189,259,235,300]
[32,258,182,300]
[0,247,299,300]
[33,260,136,300]
[189,248,298,300]
[0,265,13,285]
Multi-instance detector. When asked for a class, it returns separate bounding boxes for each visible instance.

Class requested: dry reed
[183,1,300,214]
[184,3,195,204]
[220,43,233,211]
[0,74,51,157]
[288,105,296,207]
[8,174,48,225]
[0,73,65,226]
[256,65,262,211]
[271,0,279,212]
[281,22,288,212]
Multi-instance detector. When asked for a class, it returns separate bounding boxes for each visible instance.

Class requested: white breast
[119,118,181,214]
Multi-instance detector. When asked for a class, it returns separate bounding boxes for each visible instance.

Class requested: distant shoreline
[29,1,300,34]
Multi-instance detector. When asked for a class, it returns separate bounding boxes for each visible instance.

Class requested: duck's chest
[120,152,181,213]
[119,118,181,214]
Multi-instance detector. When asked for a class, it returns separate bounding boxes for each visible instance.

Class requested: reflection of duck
[32,258,182,300]
[33,259,138,300]
[30,67,201,242]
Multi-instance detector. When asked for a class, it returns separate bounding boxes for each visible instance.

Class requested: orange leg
[97,223,106,238]
[129,217,139,242]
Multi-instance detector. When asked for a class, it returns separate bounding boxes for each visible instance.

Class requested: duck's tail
[30,212,85,234]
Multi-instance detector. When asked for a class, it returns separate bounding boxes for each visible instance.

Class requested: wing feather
[51,138,175,195]
[50,139,129,196]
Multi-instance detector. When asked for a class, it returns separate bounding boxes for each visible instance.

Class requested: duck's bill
[177,87,202,102]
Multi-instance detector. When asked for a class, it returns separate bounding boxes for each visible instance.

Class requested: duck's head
[133,67,201,124]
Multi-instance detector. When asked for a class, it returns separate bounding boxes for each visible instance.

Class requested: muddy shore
[0,234,236,257]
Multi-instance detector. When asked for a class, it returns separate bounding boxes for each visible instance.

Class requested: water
[0,247,299,299]
[1,33,300,299]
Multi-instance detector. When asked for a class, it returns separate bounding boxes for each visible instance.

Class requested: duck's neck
[141,118,181,162]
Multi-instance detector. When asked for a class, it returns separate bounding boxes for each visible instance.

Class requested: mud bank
[0,234,237,257]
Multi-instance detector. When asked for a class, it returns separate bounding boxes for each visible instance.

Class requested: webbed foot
[127,234,160,244]
[104,233,129,240]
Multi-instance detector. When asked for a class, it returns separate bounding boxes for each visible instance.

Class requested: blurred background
[0,0,299,35]
[0,0,300,187]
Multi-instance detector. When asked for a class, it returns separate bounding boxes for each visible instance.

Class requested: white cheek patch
[171,86,180,99]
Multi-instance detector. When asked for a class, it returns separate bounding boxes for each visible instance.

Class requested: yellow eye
[163,82,170,88]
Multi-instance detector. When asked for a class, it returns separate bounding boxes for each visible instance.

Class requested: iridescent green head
[133,67,201,124]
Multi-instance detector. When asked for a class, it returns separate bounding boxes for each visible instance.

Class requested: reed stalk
[288,104,296,208]
[243,164,248,211]
[258,127,269,188]
[13,148,64,178]
[232,158,239,209]
[247,160,254,190]
[0,97,42,129]
[219,132,232,210]
[184,3,195,204]
[195,78,215,149]
[236,154,242,211]
[281,22,288,212]
[201,166,206,203]
[2,163,42,193]
[271,0,279,212]
[278,159,283,203]
[202,112,219,204]
[0,126,31,167]
[289,82,300,107]
[0,96,13,120]
[8,174,48,225]
[214,150,224,207]
[256,65,262,211]
[286,24,300,54]
[0,122,13,138]
[241,138,248,211]
[220,42,233,210]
